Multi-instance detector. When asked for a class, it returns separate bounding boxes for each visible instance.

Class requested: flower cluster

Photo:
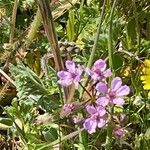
[57,60,83,87]
[57,59,130,135]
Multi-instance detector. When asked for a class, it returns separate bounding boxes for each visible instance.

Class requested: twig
[37,0,69,101]
[9,0,18,44]
[0,69,16,86]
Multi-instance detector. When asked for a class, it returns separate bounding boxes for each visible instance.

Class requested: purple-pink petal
[111,77,122,91]
[96,82,108,94]
[103,69,112,77]
[86,105,97,115]
[97,106,106,117]
[96,97,109,107]
[76,65,83,76]
[65,60,75,73]
[113,98,125,105]
[83,118,97,134]
[57,79,72,86]
[97,118,106,128]
[116,85,130,96]
[91,73,100,81]
[94,59,106,72]
[57,71,71,79]
[114,127,125,138]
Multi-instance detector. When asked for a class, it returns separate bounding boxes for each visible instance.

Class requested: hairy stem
[25,8,42,48]
[9,0,18,44]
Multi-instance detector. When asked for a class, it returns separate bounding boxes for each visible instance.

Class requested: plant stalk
[9,0,18,44]
[37,0,69,101]
[105,0,117,149]
[108,0,117,73]
[79,0,106,98]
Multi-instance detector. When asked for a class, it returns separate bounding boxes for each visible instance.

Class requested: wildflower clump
[57,59,130,135]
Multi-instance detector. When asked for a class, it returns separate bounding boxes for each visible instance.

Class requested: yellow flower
[141,59,150,90]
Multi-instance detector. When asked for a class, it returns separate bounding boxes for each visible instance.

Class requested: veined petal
[111,77,122,91]
[65,60,75,73]
[91,73,100,81]
[113,98,125,105]
[96,82,108,94]
[97,106,106,117]
[96,97,109,107]
[116,85,130,96]
[94,59,106,72]
[86,105,97,114]
[97,118,106,128]
[103,69,112,77]
[83,118,97,134]
[57,71,71,79]
[58,79,72,86]
[76,65,83,76]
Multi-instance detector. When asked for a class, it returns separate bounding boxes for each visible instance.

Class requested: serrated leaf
[10,63,48,102]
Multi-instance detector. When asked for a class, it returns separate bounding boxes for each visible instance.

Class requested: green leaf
[145,127,150,140]
[10,63,47,102]
[43,128,58,142]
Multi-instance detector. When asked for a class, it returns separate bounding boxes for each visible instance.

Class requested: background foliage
[0,0,150,149]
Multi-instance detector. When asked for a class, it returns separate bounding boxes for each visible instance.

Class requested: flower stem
[106,0,117,149]
[9,0,18,44]
[108,0,117,74]
[79,0,106,98]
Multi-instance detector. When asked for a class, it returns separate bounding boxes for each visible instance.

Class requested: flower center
[71,72,77,79]
[109,91,116,99]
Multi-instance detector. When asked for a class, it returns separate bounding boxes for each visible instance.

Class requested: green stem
[79,0,106,98]
[38,128,84,150]
[105,123,113,150]
[25,8,42,48]
[105,1,117,149]
[78,2,106,149]
[108,0,117,74]
[105,103,114,150]
[87,0,107,69]
[133,0,140,53]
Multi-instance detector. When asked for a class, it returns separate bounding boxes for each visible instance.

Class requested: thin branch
[37,0,69,101]
[0,69,16,86]
[9,0,18,44]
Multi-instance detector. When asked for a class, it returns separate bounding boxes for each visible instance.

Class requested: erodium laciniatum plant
[57,59,130,147]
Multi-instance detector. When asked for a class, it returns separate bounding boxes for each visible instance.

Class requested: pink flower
[83,105,106,134]
[114,127,125,138]
[96,77,130,106]
[86,59,112,81]
[57,60,83,87]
